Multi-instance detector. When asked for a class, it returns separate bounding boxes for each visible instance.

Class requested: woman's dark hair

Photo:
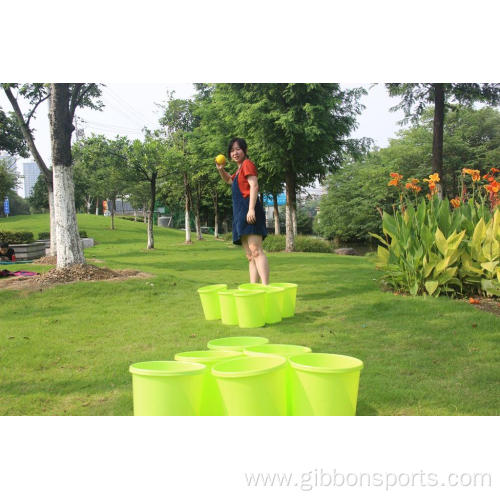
[227,137,248,159]
[0,242,8,249]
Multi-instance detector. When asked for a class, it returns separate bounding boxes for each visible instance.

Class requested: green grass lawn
[1,214,499,415]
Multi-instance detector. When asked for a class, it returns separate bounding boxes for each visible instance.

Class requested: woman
[216,138,269,284]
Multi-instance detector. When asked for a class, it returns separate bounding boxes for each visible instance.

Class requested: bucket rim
[174,350,242,363]
[197,284,228,294]
[245,344,312,356]
[129,360,207,376]
[233,289,266,297]
[289,353,364,374]
[207,336,269,349]
[212,355,287,378]
[268,282,298,289]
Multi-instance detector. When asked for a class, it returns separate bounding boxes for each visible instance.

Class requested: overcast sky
[1,83,406,192]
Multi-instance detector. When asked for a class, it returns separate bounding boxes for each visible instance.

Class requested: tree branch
[69,84,85,121]
[26,93,50,129]
[2,85,52,182]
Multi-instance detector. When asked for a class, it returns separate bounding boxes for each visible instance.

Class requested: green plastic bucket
[234,289,266,328]
[207,336,269,352]
[239,284,285,324]
[217,289,239,326]
[129,360,206,416]
[212,355,287,415]
[244,344,312,415]
[288,353,364,416]
[268,283,298,318]
[174,350,243,415]
[197,284,227,320]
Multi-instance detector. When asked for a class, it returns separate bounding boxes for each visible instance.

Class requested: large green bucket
[288,353,364,416]
[197,284,227,320]
[217,289,239,326]
[207,336,269,352]
[244,344,312,415]
[239,284,285,324]
[233,289,266,328]
[268,283,298,318]
[174,350,243,415]
[129,361,206,416]
[212,355,287,415]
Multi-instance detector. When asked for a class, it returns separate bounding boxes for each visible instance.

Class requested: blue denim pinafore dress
[232,170,267,246]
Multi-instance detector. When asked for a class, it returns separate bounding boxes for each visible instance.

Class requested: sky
[1,83,406,196]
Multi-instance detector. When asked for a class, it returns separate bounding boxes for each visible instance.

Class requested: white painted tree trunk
[147,211,154,249]
[95,198,99,216]
[185,208,192,243]
[48,184,57,257]
[292,203,297,236]
[53,163,84,268]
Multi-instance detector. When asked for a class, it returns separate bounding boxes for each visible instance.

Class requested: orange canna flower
[485,180,500,193]
[469,297,480,305]
[415,186,422,192]
[429,173,440,183]
[388,172,403,187]
[450,197,461,208]
[462,168,480,181]
[426,193,432,200]
[410,178,419,185]
[490,167,500,174]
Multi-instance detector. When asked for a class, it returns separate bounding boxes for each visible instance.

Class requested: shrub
[263,234,285,252]
[223,232,233,242]
[263,234,332,253]
[371,169,500,297]
[0,231,35,244]
[38,230,88,240]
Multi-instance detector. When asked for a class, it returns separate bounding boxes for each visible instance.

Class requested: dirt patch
[468,297,500,316]
[33,256,57,265]
[0,264,153,291]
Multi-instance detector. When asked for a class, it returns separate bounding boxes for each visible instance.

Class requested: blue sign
[3,197,9,215]
[263,193,286,206]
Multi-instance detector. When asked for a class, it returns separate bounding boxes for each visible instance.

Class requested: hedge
[0,231,35,244]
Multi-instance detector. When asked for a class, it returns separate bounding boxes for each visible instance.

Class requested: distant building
[22,161,40,198]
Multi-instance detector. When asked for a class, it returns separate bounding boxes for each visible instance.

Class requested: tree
[386,83,500,197]
[28,173,50,213]
[2,83,103,263]
[48,83,103,267]
[316,106,500,242]
[0,107,28,156]
[0,159,19,212]
[72,134,130,228]
[211,84,367,251]
[127,132,179,249]
[158,95,197,244]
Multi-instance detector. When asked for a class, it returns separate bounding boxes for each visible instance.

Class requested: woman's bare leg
[241,236,259,283]
[246,234,269,285]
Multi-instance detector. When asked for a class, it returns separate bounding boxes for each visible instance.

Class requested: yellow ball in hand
[215,154,226,165]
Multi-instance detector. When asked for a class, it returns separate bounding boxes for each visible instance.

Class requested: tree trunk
[47,183,56,257]
[285,170,296,252]
[49,83,84,269]
[273,193,280,235]
[213,191,219,238]
[195,185,203,241]
[432,83,446,199]
[184,172,192,244]
[111,197,116,230]
[95,197,99,216]
[147,174,157,249]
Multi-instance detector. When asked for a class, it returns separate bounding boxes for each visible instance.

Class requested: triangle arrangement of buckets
[129,283,364,416]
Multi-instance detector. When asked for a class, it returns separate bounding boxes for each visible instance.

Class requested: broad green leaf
[377,245,389,266]
[410,282,419,296]
[434,256,450,275]
[480,261,498,274]
[369,232,389,247]
[435,228,448,256]
[424,280,439,295]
